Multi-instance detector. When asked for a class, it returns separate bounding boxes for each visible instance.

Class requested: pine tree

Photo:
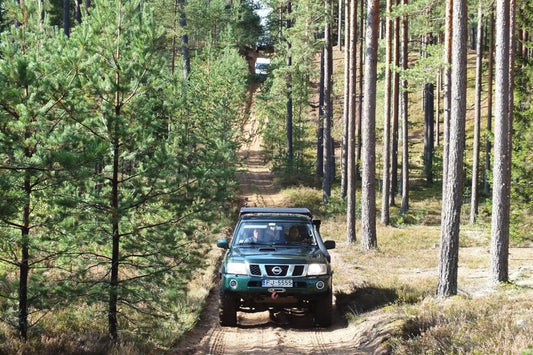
[63,0,248,339]
[380,0,393,225]
[437,0,468,297]
[360,0,379,250]
[0,8,77,338]
[489,0,514,284]
[346,0,357,243]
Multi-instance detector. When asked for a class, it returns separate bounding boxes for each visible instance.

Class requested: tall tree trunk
[85,0,91,17]
[361,0,379,250]
[341,0,351,198]
[489,0,514,284]
[470,2,484,224]
[508,2,515,162]
[322,0,333,203]
[63,0,70,37]
[286,2,293,164]
[171,0,178,75]
[436,69,441,147]
[356,0,364,182]
[483,10,495,196]
[380,0,392,225]
[18,79,34,340]
[317,50,325,177]
[338,0,343,50]
[18,172,31,339]
[109,138,120,341]
[423,31,435,185]
[400,0,409,214]
[423,82,435,183]
[442,0,453,193]
[108,16,122,340]
[75,0,82,23]
[390,0,400,206]
[437,0,467,298]
[178,0,190,78]
[346,0,357,243]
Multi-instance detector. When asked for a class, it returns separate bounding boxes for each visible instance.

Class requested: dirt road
[174,107,396,354]
[176,283,394,355]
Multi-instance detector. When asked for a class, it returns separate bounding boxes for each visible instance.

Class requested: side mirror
[217,238,229,249]
[324,240,336,250]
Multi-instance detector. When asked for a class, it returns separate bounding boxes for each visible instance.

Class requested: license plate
[262,279,293,288]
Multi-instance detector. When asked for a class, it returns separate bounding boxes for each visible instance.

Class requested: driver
[243,228,263,243]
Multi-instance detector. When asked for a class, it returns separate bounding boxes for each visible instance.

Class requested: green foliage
[283,186,349,218]
[0,0,248,346]
[391,209,428,227]
[0,5,82,332]
[284,186,323,209]
[511,1,533,245]
[56,0,246,338]
[0,2,7,31]
[186,0,262,53]
[400,43,445,89]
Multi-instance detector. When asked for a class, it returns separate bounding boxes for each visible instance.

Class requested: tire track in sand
[208,326,225,355]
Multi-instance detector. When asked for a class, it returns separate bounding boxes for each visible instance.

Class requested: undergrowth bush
[389,295,533,354]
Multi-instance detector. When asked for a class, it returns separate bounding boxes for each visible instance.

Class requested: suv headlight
[226,262,248,275]
[307,263,328,276]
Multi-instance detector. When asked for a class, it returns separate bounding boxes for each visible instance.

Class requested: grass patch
[389,295,533,354]
[314,201,533,354]
[0,234,225,354]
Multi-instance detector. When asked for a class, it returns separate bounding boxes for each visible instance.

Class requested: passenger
[287,226,302,242]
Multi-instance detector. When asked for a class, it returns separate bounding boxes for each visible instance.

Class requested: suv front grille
[266,265,289,276]
[248,264,306,277]
[292,265,304,276]
[249,264,261,275]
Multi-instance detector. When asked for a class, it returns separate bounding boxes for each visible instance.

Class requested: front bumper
[221,273,333,298]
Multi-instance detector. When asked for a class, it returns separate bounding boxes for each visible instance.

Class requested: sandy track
[174,242,393,354]
[173,88,393,354]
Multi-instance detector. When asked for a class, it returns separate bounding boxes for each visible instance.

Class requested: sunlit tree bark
[437,0,467,297]
[380,0,392,225]
[489,0,515,284]
[470,2,484,224]
[400,0,409,214]
[346,0,357,243]
[361,0,379,249]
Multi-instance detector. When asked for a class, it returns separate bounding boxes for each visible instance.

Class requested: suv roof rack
[239,207,312,218]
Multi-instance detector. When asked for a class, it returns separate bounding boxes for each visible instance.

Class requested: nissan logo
[272,266,282,275]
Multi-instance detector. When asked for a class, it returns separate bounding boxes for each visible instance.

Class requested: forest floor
[173,84,533,354]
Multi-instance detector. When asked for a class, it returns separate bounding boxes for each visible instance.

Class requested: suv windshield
[234,221,315,246]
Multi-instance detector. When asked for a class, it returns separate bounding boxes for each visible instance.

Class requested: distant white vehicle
[255,57,271,75]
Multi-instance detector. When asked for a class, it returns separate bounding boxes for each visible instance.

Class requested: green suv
[217,207,336,327]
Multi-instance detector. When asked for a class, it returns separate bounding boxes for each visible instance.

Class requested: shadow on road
[335,286,399,316]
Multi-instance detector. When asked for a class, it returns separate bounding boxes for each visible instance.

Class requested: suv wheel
[219,289,238,326]
[313,291,332,327]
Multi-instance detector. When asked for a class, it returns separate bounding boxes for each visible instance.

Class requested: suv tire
[313,291,332,327]
[219,289,238,326]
